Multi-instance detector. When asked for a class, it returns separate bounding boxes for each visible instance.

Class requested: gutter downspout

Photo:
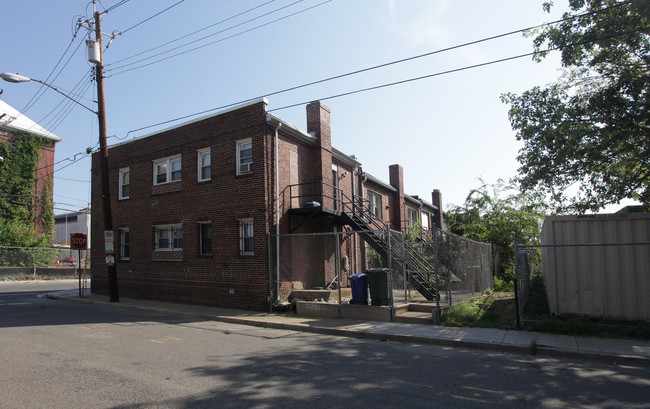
[361,174,368,271]
[351,166,358,275]
[274,122,282,306]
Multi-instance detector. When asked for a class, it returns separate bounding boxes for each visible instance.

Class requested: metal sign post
[71,233,88,297]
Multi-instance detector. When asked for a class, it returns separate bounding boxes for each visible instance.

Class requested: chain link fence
[434,229,494,305]
[269,227,493,312]
[0,246,90,279]
[515,242,650,326]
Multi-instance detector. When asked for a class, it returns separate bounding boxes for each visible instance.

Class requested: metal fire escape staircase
[338,193,438,301]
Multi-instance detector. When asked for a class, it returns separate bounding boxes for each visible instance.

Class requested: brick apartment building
[91,99,444,310]
[0,99,60,236]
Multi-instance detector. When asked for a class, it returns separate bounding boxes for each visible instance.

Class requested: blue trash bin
[349,273,370,305]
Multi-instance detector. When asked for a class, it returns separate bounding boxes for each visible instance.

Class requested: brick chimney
[306,101,333,207]
[432,189,444,229]
[389,164,405,230]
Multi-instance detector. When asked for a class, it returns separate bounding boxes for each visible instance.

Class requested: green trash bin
[366,268,390,306]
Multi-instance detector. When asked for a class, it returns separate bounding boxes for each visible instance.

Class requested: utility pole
[93,4,119,302]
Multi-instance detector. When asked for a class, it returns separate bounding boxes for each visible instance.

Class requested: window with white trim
[408,208,418,228]
[368,191,382,219]
[153,155,181,185]
[236,139,252,175]
[155,224,182,251]
[118,168,130,199]
[239,219,254,255]
[199,222,212,255]
[119,228,130,260]
[421,211,430,231]
[197,149,211,182]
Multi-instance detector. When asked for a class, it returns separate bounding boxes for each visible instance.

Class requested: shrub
[493,276,513,292]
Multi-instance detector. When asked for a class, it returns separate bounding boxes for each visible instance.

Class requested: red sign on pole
[71,233,88,250]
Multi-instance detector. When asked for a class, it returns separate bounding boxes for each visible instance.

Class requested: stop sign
[71,233,87,249]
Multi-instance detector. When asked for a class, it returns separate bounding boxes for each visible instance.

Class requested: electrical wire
[56,177,91,183]
[120,0,187,34]
[47,80,95,132]
[107,0,332,76]
[38,69,94,130]
[53,155,91,174]
[104,0,132,14]
[109,0,277,65]
[120,23,648,138]
[19,24,85,116]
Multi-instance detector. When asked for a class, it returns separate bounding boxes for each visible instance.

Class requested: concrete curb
[47,294,650,367]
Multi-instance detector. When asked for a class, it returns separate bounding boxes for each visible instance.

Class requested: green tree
[502,0,649,213]
[447,180,546,281]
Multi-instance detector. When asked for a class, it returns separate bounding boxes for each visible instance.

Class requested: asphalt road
[1,280,649,409]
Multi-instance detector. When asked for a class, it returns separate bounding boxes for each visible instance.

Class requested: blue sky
[2,0,570,215]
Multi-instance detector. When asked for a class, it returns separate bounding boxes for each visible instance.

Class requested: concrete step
[394,303,451,325]
[407,303,436,313]
[393,310,433,325]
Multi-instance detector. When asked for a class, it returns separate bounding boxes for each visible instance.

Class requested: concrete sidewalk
[46,289,650,366]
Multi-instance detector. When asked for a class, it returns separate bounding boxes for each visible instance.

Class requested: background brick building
[91,99,444,310]
[0,99,60,237]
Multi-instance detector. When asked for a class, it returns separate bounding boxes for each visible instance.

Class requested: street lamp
[1,14,119,302]
[0,73,96,114]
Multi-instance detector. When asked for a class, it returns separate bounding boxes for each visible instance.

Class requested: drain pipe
[274,122,282,305]
[351,167,358,275]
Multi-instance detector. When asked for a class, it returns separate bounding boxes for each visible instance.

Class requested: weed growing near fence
[442,291,517,329]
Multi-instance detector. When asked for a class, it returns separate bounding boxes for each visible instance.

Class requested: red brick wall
[91,101,272,310]
[34,144,55,236]
[363,182,393,227]
[306,101,333,208]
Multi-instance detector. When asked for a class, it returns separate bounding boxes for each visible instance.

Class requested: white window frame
[368,191,382,219]
[119,228,130,260]
[153,155,181,185]
[118,167,130,200]
[408,208,418,228]
[236,138,253,175]
[197,148,211,182]
[155,224,182,251]
[198,221,212,255]
[239,218,254,256]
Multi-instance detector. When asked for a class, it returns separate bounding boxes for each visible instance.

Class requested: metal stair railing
[285,181,438,301]
[337,189,438,301]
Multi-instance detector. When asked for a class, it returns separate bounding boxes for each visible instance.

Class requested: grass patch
[441,273,650,340]
[529,314,650,339]
[442,291,517,329]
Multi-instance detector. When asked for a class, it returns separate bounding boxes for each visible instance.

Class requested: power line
[53,155,92,174]
[47,79,94,132]
[104,0,132,14]
[56,177,91,183]
[109,0,277,65]
[39,69,94,131]
[19,24,85,116]
[115,17,565,135]
[120,23,647,139]
[107,0,333,76]
[120,0,187,34]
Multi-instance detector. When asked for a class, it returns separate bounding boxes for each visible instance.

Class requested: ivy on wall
[0,133,54,247]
